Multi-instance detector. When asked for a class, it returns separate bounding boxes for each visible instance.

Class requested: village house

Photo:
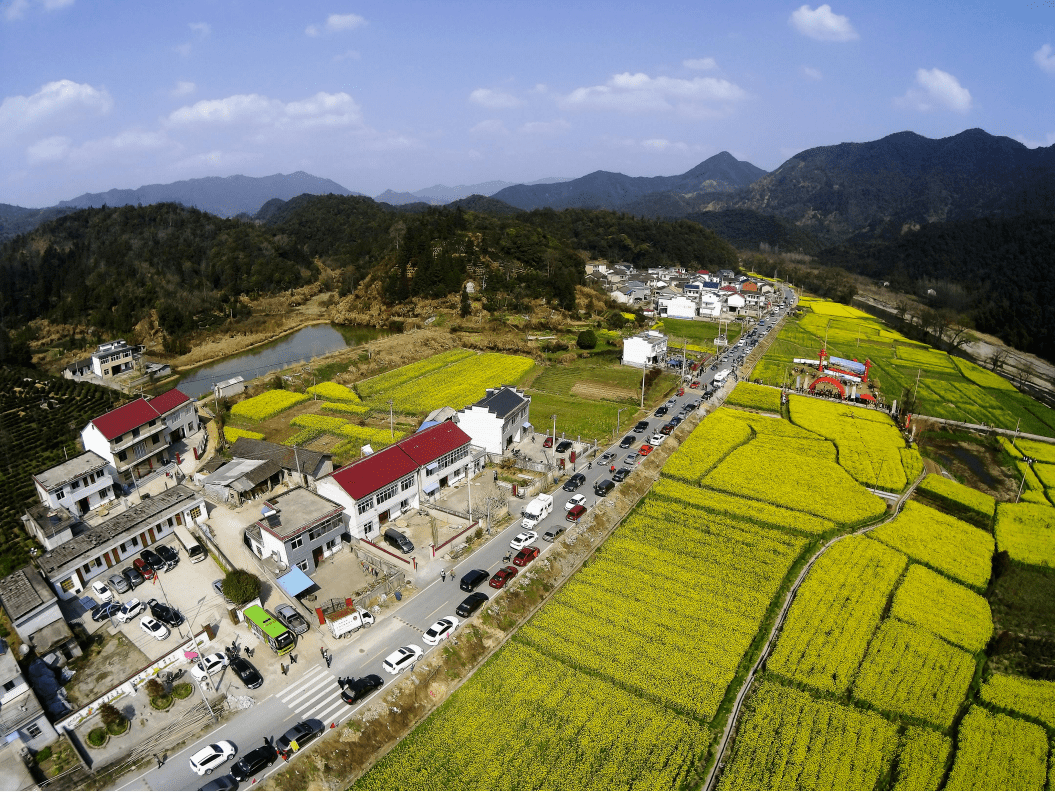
[245,487,345,574]
[623,330,668,368]
[31,451,117,519]
[0,566,79,661]
[227,438,333,489]
[456,387,531,454]
[0,643,56,753]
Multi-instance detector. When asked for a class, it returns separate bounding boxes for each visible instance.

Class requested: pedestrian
[281,663,288,676]
[154,753,164,769]
[320,646,325,659]
[247,647,254,658]
[441,569,446,582]
[291,653,297,665]
[325,652,332,669]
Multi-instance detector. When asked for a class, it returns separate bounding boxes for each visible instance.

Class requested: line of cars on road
[191,717,328,787]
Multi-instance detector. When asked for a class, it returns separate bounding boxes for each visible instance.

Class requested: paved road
[118,296,795,790]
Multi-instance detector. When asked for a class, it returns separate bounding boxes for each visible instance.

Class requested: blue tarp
[417,420,439,433]
[277,567,315,597]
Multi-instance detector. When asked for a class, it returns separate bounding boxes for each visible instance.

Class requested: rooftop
[32,451,109,492]
[0,566,55,622]
[25,503,78,539]
[89,398,159,441]
[257,487,343,541]
[470,386,528,420]
[229,437,331,475]
[36,485,201,577]
[329,445,418,501]
[148,388,191,416]
[396,421,472,466]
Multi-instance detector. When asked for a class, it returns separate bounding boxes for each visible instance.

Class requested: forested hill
[817,214,1055,361]
[0,196,738,344]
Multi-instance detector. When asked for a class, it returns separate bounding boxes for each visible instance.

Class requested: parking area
[507,431,594,472]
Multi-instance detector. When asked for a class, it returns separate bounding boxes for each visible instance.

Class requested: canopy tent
[422,481,440,495]
[277,567,315,598]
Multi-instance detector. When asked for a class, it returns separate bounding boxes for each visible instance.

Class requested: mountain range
[374,176,572,206]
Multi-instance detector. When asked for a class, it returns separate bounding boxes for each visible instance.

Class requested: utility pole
[912,368,922,405]
[388,399,394,438]
[551,414,557,444]
[617,407,627,438]
[1014,418,1021,441]
[640,365,646,408]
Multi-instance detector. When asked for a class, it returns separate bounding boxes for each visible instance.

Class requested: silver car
[274,604,309,635]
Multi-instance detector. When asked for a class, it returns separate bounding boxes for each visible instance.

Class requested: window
[60,578,75,593]
[119,541,127,553]
[26,723,41,738]
[71,480,79,490]
[56,489,64,500]
[378,485,397,504]
[356,497,373,515]
[117,450,127,462]
[296,560,308,572]
[3,680,15,692]
[400,499,410,511]
[290,536,304,550]
[189,505,202,521]
[325,538,338,551]
[167,517,174,527]
[400,476,414,492]
[361,519,374,536]
[132,427,140,439]
[131,537,139,547]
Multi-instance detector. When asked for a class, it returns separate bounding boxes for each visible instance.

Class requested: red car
[513,546,540,567]
[677,387,685,396]
[489,566,518,589]
[566,504,587,522]
[639,444,654,456]
[690,381,700,389]
[542,436,554,448]
[132,558,155,580]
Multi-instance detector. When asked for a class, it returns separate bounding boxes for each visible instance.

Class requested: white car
[509,531,538,551]
[139,616,169,641]
[190,652,230,683]
[90,580,113,603]
[382,644,423,675]
[648,434,667,446]
[189,740,236,776]
[422,616,459,646]
[114,598,143,624]
[564,494,586,511]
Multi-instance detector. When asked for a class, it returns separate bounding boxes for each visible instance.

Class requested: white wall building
[623,331,668,368]
[456,387,531,455]
[664,296,697,319]
[32,451,117,518]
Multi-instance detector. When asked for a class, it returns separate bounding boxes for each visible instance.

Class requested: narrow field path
[703,468,926,790]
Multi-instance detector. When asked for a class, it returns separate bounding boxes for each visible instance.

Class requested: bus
[243,605,295,655]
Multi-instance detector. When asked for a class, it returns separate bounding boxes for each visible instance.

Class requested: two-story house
[31,452,117,519]
[0,566,79,661]
[0,643,57,752]
[456,387,531,454]
[90,340,137,378]
[623,330,668,368]
[247,487,345,574]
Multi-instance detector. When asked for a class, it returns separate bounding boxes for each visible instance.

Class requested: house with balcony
[90,340,137,378]
[456,387,531,454]
[246,487,345,574]
[31,452,117,519]
[149,388,199,443]
[623,330,668,368]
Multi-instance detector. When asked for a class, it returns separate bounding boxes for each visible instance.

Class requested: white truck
[521,493,553,529]
[326,606,375,639]
[713,369,732,386]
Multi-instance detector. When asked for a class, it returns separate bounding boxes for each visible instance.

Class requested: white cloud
[170,81,196,98]
[560,71,746,115]
[803,66,823,80]
[306,12,366,36]
[519,119,569,136]
[3,0,72,21]
[683,57,717,70]
[0,79,112,140]
[189,21,210,38]
[789,5,858,42]
[896,67,972,113]
[531,83,547,93]
[166,91,363,130]
[26,135,69,163]
[1035,44,1055,74]
[642,138,673,151]
[468,88,522,109]
[25,129,172,167]
[470,119,509,136]
[333,49,361,62]
[1015,131,1055,148]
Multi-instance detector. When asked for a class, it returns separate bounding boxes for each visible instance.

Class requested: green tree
[576,329,598,350]
[222,569,261,606]
[99,702,125,729]
[606,312,627,330]
[460,286,471,318]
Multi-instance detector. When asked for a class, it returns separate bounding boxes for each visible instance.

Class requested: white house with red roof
[316,422,476,541]
[80,389,199,489]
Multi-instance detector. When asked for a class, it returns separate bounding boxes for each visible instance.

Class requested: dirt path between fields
[703,469,926,790]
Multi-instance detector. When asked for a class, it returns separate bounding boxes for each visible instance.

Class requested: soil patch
[571,380,637,402]
[64,632,149,709]
[916,425,1018,500]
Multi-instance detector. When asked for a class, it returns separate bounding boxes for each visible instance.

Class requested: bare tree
[988,348,1011,373]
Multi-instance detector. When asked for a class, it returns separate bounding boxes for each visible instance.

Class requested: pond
[175,324,386,399]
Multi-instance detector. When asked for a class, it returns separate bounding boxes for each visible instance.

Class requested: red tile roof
[397,422,471,466]
[330,446,418,501]
[148,388,190,415]
[90,398,160,441]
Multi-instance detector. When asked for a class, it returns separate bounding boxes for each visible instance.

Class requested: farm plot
[355,641,709,791]
[521,390,623,442]
[893,727,952,791]
[769,536,907,694]
[915,474,995,526]
[851,619,975,729]
[890,565,993,653]
[305,381,361,402]
[223,426,263,443]
[231,389,309,421]
[717,680,898,791]
[720,406,826,439]
[703,441,887,526]
[516,494,806,721]
[870,501,994,590]
[1015,437,1055,464]
[951,356,1018,390]
[661,410,753,484]
[980,673,1055,730]
[725,381,781,413]
[658,317,741,350]
[945,706,1049,791]
[994,502,1055,568]
[355,348,475,399]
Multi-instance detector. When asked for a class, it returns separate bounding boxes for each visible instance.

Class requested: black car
[555,440,573,454]
[456,592,489,618]
[229,657,263,690]
[339,674,384,705]
[619,435,636,449]
[655,405,668,417]
[634,420,649,433]
[612,467,632,482]
[459,569,489,592]
[669,416,683,427]
[148,599,184,627]
[91,602,122,622]
[155,544,179,567]
[230,744,277,782]
[122,567,144,589]
[140,548,165,570]
[277,719,324,754]
[198,776,239,792]
[660,422,675,435]
[562,473,585,492]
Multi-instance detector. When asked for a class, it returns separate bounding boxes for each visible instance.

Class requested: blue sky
[1,0,1053,207]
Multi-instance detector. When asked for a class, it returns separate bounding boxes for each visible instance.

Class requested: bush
[99,702,124,729]
[606,312,627,330]
[87,727,107,747]
[150,694,173,710]
[576,329,598,350]
[35,747,52,763]
[145,678,165,699]
[223,569,261,605]
[172,682,193,699]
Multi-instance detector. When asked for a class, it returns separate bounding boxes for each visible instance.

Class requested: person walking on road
[441,569,446,582]
[291,653,297,665]
[154,754,164,769]
[326,651,332,669]
[281,663,288,676]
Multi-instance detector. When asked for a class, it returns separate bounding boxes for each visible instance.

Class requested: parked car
[229,657,263,690]
[489,566,518,589]
[669,416,683,427]
[509,531,537,551]
[140,616,169,641]
[91,580,113,603]
[612,467,632,482]
[677,387,685,396]
[598,451,615,464]
[382,645,423,675]
[555,440,573,454]
[593,479,615,497]
[121,567,144,589]
[148,599,184,627]
[639,444,654,457]
[633,420,649,433]
[187,542,207,563]
[654,406,668,417]
[649,434,666,446]
[513,545,541,566]
[212,579,232,604]
[562,473,585,491]
[459,569,489,592]
[623,453,639,466]
[565,494,586,510]
[566,504,587,522]
[191,653,230,683]
[422,617,459,646]
[140,548,164,570]
[456,592,489,617]
[230,744,277,782]
[132,558,155,580]
[618,435,635,449]
[274,603,309,635]
[339,674,384,705]
[107,572,130,594]
[115,598,143,624]
[155,544,179,567]
[189,741,237,776]
[197,774,238,791]
[91,602,121,622]
[542,525,566,542]
[277,720,324,754]
[660,422,675,435]
[542,436,554,448]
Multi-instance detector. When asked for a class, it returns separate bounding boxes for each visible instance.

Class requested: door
[312,546,324,569]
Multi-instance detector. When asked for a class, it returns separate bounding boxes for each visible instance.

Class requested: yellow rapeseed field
[980,673,1055,729]
[893,727,952,791]
[231,389,309,421]
[994,501,1055,568]
[945,706,1049,791]
[890,564,993,652]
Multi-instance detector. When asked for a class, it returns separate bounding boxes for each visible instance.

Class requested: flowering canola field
[980,673,1055,729]
[661,410,752,484]
[994,501,1055,568]
[231,389,309,421]
[725,381,782,412]
[945,706,1049,791]
[890,564,993,652]
[893,727,952,791]
[356,348,475,398]
[916,473,996,524]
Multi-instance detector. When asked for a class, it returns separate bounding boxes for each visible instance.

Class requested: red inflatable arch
[808,376,846,397]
